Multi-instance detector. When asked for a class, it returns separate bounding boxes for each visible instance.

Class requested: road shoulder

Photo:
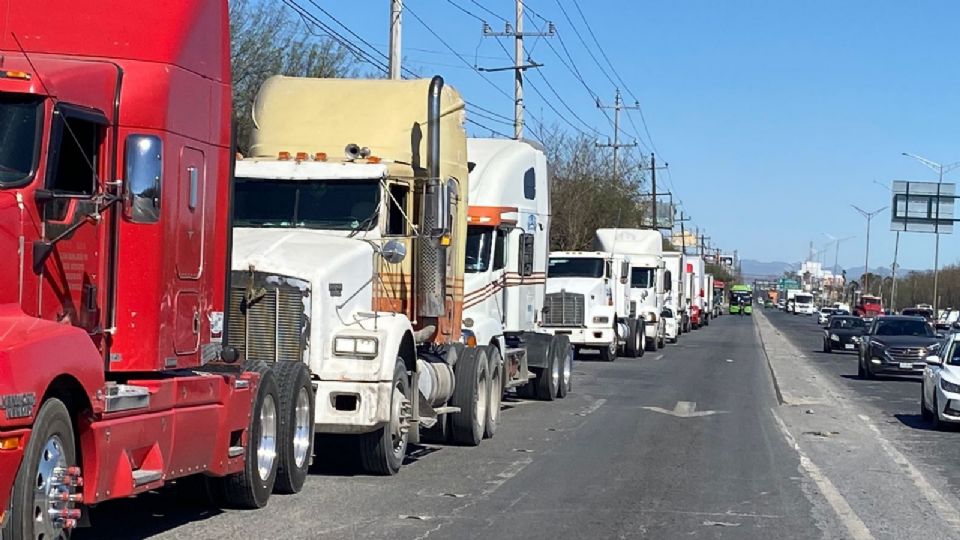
[755,308,960,540]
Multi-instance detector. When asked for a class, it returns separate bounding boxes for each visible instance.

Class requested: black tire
[599,339,617,362]
[359,359,409,474]
[863,357,875,380]
[921,381,934,421]
[625,318,640,358]
[823,340,830,353]
[484,346,503,439]
[451,346,490,445]
[272,361,315,494]
[658,328,666,349]
[556,335,573,398]
[3,399,77,540]
[535,339,560,401]
[215,362,280,508]
[932,392,944,430]
[857,356,866,378]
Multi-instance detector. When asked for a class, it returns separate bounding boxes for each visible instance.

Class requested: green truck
[729,284,753,315]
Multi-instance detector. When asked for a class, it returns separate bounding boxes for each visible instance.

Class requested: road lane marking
[483,458,533,495]
[771,409,873,540]
[642,401,726,418]
[575,398,606,416]
[857,414,960,529]
[654,354,664,360]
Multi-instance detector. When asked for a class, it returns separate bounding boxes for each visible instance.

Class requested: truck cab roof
[236,158,388,181]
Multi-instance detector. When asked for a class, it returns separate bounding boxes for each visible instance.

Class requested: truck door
[173,148,207,355]
[36,105,109,339]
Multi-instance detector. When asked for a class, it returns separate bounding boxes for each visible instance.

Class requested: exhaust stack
[417,76,447,319]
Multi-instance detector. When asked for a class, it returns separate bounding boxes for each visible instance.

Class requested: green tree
[230,0,358,154]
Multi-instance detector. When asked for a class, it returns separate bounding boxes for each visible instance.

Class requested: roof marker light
[315,152,328,162]
[295,152,309,162]
[278,151,291,161]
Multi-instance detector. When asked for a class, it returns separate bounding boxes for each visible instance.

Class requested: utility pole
[890,231,900,311]
[388,0,403,80]
[676,211,691,255]
[851,205,887,296]
[647,154,668,229]
[481,4,554,139]
[596,89,640,182]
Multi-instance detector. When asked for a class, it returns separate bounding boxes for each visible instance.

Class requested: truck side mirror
[926,355,943,366]
[664,270,672,292]
[381,239,407,264]
[123,134,163,223]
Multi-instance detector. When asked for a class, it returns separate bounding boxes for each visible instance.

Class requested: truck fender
[370,315,417,382]
[0,305,103,431]
[462,315,503,350]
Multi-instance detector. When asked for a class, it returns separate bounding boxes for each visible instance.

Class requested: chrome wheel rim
[32,435,69,540]
[476,366,489,432]
[489,360,502,421]
[389,379,409,456]
[551,350,560,389]
[563,348,573,390]
[257,394,278,482]
[293,387,312,468]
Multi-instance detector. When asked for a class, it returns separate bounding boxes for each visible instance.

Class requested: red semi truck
[0,2,313,537]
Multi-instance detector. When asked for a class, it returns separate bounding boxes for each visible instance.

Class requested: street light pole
[873,180,901,311]
[851,205,887,297]
[901,152,960,315]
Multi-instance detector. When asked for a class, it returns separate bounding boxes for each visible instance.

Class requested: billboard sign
[639,197,675,230]
[719,256,734,267]
[891,181,955,234]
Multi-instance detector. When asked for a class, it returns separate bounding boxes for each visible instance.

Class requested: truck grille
[542,292,585,327]
[228,285,307,363]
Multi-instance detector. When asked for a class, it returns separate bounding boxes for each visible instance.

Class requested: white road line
[575,398,606,417]
[654,354,664,360]
[771,409,874,540]
[483,458,534,495]
[675,401,695,415]
[857,414,960,528]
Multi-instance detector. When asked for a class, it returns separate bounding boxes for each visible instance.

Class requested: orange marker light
[315,152,328,162]
[278,151,292,161]
[367,156,382,164]
[0,70,31,80]
[465,334,478,347]
[295,152,309,162]
[0,435,21,451]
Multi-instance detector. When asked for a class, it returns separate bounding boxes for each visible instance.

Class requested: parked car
[858,316,943,378]
[921,333,960,429]
[901,307,935,321]
[662,307,679,344]
[823,316,867,353]
[777,299,786,310]
[818,307,836,325]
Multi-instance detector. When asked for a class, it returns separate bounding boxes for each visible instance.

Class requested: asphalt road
[762,308,960,499]
[76,315,831,539]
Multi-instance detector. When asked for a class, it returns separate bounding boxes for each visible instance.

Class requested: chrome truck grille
[228,276,309,363]
[542,292,585,327]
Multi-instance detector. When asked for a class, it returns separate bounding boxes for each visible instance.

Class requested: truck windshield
[548,257,604,278]
[466,226,493,273]
[234,178,380,230]
[631,267,654,288]
[795,295,813,303]
[0,94,43,187]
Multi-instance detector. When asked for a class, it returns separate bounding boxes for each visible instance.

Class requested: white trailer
[540,251,644,362]
[684,255,706,328]
[595,228,667,351]
[461,138,573,403]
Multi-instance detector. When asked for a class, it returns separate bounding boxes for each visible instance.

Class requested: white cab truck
[540,251,644,361]
[663,251,687,335]
[595,228,667,351]
[793,292,816,315]
[786,289,802,313]
[229,75,494,476]
[461,138,573,402]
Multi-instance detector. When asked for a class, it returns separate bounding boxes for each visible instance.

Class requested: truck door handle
[192,311,200,334]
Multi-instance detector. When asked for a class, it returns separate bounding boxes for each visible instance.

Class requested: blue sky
[322,1,959,270]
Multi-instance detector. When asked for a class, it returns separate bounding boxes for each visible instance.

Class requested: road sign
[891,181,955,234]
[639,197,675,229]
[719,256,734,267]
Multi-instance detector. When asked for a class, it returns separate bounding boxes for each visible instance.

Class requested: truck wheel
[555,335,573,398]
[644,319,657,352]
[216,362,280,508]
[536,339,560,401]
[921,381,934,420]
[599,339,617,362]
[272,361,315,494]
[625,318,640,358]
[360,359,409,474]
[484,346,504,439]
[4,398,79,540]
[451,346,490,445]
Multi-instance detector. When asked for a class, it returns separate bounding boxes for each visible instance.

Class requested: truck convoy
[1,3,315,537]
[229,75,499,475]
[462,138,573,403]
[542,251,644,362]
[595,229,667,351]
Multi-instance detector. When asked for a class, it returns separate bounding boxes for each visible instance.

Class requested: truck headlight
[593,316,610,324]
[333,336,379,357]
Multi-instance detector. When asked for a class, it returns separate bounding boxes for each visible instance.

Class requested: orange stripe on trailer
[467,205,519,227]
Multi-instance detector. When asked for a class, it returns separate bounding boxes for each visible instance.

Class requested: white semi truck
[461,138,573,404]
[541,251,644,362]
[663,251,688,334]
[685,254,707,328]
[229,76,492,476]
[595,228,667,351]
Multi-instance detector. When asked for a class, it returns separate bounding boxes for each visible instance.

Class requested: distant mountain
[740,259,899,279]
